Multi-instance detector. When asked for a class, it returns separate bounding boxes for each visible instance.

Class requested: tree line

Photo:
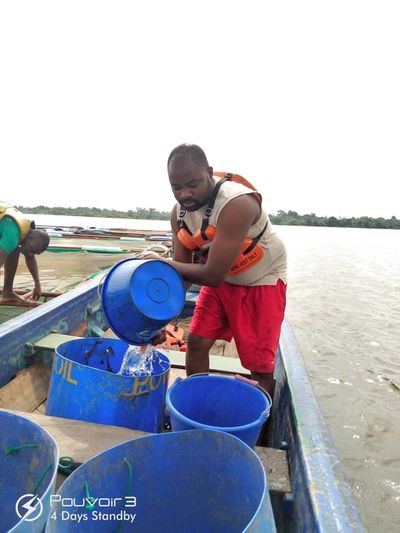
[18,205,171,220]
[18,206,400,229]
[269,210,400,229]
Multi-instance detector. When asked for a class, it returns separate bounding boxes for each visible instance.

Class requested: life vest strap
[242,221,268,255]
[200,177,228,239]
[177,172,264,258]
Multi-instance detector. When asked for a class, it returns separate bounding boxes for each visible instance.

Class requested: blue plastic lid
[130,260,185,321]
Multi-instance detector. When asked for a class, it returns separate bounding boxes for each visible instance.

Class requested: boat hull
[0,278,364,531]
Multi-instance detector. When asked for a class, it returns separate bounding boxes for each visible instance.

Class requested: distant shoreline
[18,206,400,230]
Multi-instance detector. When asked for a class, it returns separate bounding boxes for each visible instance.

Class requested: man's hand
[140,244,170,261]
[32,285,42,300]
[151,328,167,346]
[140,251,162,260]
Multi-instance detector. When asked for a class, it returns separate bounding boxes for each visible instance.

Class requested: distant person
[145,144,287,398]
[0,203,50,307]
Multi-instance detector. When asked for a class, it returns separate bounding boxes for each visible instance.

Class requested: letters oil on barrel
[46,338,170,433]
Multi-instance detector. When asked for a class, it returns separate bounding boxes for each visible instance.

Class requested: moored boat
[38,224,173,242]
[0,277,364,531]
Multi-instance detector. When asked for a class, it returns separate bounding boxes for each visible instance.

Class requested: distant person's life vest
[0,202,34,241]
[176,173,267,275]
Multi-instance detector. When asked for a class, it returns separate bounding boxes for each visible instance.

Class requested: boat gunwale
[276,319,364,531]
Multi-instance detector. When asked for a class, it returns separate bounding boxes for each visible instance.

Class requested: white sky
[1,1,399,219]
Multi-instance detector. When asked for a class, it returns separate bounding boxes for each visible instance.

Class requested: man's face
[169,159,214,211]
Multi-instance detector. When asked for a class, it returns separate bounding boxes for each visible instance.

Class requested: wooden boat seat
[33,333,251,375]
[0,362,50,412]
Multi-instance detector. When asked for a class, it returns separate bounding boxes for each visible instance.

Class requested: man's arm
[1,248,36,305]
[24,253,42,299]
[168,194,260,287]
[0,248,7,270]
[1,248,20,296]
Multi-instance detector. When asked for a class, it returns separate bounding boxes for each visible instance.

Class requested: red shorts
[189,280,287,373]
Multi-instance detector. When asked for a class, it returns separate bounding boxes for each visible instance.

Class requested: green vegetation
[18,206,171,220]
[269,211,400,229]
[18,206,400,229]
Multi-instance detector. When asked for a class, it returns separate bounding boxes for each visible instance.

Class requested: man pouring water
[142,144,287,398]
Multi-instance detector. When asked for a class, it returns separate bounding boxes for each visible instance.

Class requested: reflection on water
[9,219,400,531]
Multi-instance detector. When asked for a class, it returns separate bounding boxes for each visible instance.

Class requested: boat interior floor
[0,332,291,497]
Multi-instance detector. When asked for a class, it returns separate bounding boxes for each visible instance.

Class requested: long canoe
[0,277,364,531]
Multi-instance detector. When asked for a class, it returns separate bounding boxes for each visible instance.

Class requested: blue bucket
[0,411,59,532]
[46,430,276,532]
[166,375,271,448]
[46,337,170,432]
[101,258,185,345]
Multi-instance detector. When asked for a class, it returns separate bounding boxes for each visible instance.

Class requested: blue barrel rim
[166,375,271,432]
[1,411,60,481]
[1,411,59,533]
[48,428,268,503]
[55,337,171,378]
[101,258,139,339]
[168,374,271,415]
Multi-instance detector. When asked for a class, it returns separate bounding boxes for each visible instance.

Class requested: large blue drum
[46,430,276,532]
[46,337,170,433]
[0,411,59,532]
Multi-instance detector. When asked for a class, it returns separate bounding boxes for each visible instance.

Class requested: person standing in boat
[0,202,50,307]
[147,144,287,398]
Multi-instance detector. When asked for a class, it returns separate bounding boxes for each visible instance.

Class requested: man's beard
[181,181,215,211]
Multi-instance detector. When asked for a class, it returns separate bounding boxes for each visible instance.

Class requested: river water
[13,214,400,531]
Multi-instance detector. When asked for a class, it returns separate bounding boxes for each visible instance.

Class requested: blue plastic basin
[166,375,271,448]
[101,258,185,345]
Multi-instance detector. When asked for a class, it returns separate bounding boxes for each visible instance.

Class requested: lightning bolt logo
[15,494,43,522]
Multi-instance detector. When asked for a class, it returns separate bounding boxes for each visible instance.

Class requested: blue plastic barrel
[101,258,185,345]
[0,411,59,532]
[46,337,170,432]
[166,375,271,448]
[46,430,276,532]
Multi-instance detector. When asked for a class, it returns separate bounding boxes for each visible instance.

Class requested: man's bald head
[21,229,50,255]
[167,144,209,175]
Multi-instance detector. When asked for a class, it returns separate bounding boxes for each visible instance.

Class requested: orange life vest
[176,173,267,275]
